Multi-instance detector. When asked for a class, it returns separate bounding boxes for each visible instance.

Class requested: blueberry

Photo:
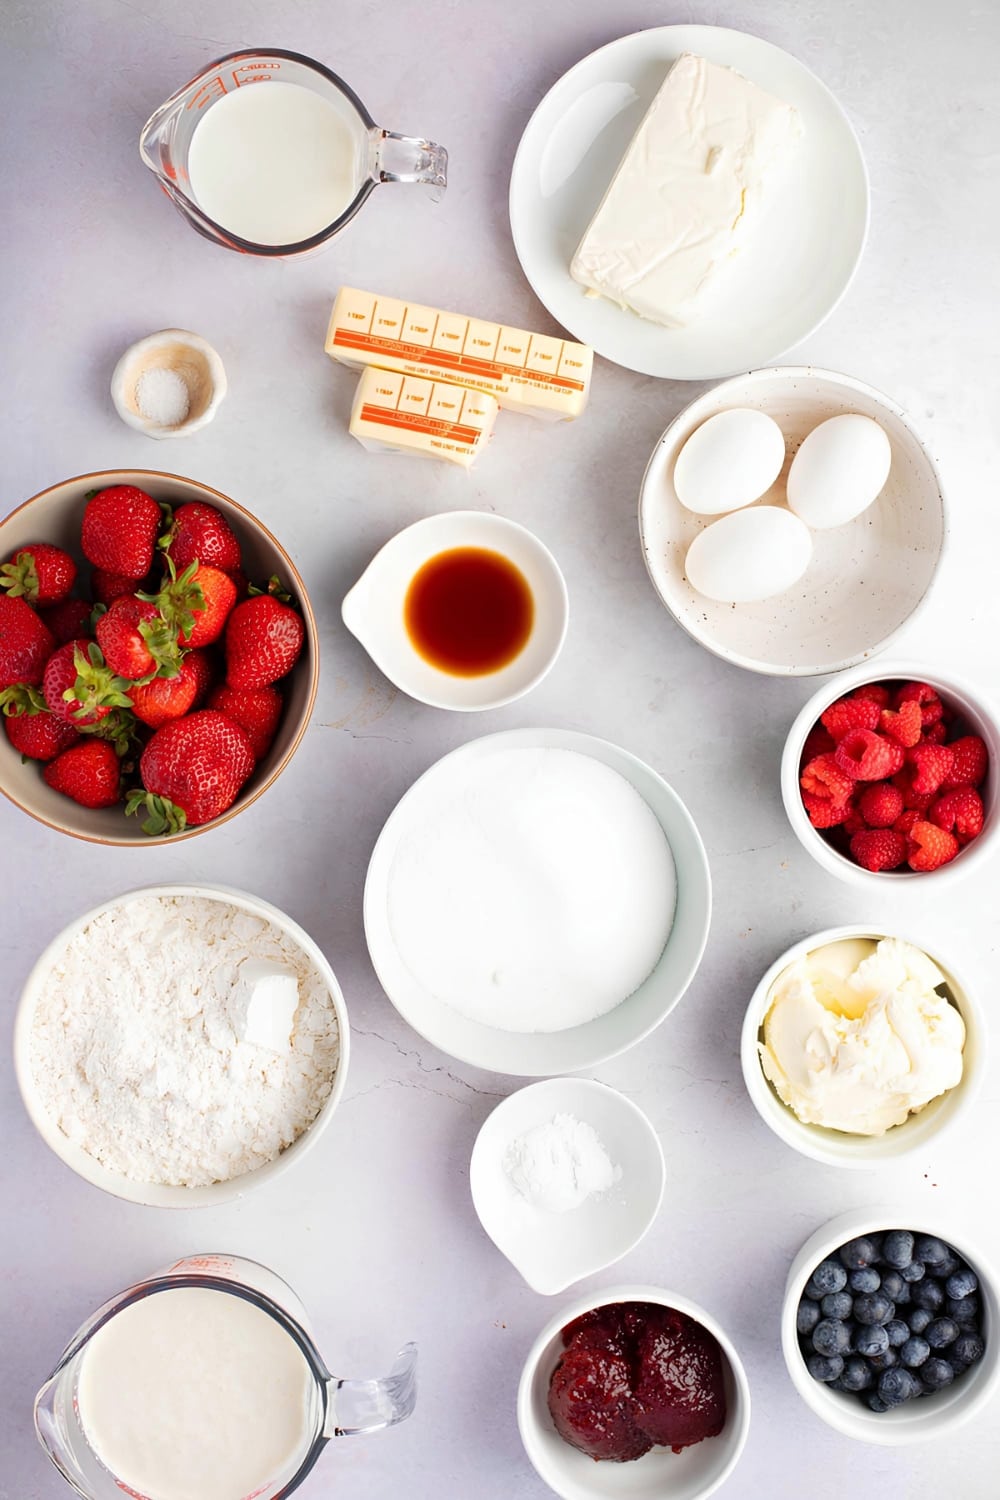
[878,1367,922,1406]
[920,1357,955,1391]
[880,1271,905,1302]
[952,1333,985,1367]
[797,1298,821,1336]
[854,1293,895,1326]
[937,1253,961,1279]
[947,1294,981,1325]
[853,1324,890,1358]
[839,1356,873,1392]
[807,1352,845,1383]
[926,1318,959,1349]
[885,1319,910,1348]
[867,1393,890,1412]
[900,1260,926,1283]
[909,1307,933,1334]
[899,1335,930,1368]
[806,1258,848,1297]
[849,1267,881,1294]
[914,1236,950,1268]
[882,1230,914,1269]
[839,1236,878,1270]
[867,1348,898,1372]
[945,1269,978,1300]
[821,1292,854,1321]
[911,1278,945,1312]
[813,1319,852,1357]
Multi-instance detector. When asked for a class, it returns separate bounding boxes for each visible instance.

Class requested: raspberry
[851,684,892,708]
[922,721,948,745]
[907,821,959,873]
[803,791,852,829]
[858,782,905,828]
[801,753,855,804]
[802,723,836,763]
[942,735,988,789]
[929,787,984,846]
[908,743,955,796]
[821,697,881,740]
[896,681,945,728]
[879,701,922,748]
[843,807,868,836]
[892,766,937,812]
[850,829,907,872]
[894,809,922,838]
[834,730,905,781]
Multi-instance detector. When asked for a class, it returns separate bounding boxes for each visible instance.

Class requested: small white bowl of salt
[110,328,227,439]
[470,1078,665,1294]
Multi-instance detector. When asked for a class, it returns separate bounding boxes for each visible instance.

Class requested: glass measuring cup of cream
[140,49,448,255]
[34,1254,417,1500]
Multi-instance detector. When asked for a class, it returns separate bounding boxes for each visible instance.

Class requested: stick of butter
[229,958,299,1054]
[570,53,802,328]
[349,367,498,467]
[327,287,592,420]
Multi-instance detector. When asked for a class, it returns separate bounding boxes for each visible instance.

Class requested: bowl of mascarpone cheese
[739,927,984,1167]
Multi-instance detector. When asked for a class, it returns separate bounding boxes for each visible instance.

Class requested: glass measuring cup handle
[374,132,448,195]
[323,1342,418,1437]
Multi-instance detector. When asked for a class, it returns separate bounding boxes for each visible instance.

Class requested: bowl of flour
[364,728,712,1075]
[14,885,348,1206]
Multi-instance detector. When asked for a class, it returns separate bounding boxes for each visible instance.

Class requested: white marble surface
[2,0,999,1494]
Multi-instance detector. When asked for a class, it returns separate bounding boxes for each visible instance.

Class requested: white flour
[28,895,340,1188]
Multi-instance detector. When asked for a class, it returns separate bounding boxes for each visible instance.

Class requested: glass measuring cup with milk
[34,1254,417,1500]
[140,49,448,255]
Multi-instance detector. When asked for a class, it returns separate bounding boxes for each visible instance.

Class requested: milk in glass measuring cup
[34,1254,417,1500]
[139,49,448,255]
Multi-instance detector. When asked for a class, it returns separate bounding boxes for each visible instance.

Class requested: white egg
[787,414,892,529]
[673,408,786,515]
[685,507,813,603]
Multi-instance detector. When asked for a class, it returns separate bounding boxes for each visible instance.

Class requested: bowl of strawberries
[781,662,999,885]
[0,470,318,844]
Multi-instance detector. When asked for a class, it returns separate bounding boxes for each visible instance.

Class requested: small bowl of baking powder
[110,329,227,439]
[14,883,348,1207]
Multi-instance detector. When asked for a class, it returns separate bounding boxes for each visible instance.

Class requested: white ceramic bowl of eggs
[639,367,946,676]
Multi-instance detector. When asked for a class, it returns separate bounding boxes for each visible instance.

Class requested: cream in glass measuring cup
[34,1254,417,1500]
[140,49,448,255]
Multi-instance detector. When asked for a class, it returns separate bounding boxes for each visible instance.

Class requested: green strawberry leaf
[0,551,40,602]
[0,683,47,717]
[125,789,187,836]
[248,574,297,608]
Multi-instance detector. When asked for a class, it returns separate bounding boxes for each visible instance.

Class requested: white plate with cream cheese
[509,25,869,380]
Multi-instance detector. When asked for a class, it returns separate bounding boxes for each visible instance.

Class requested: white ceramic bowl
[364,727,712,1076]
[638,367,946,675]
[740,925,985,1168]
[781,661,1000,887]
[110,329,227,438]
[518,1284,751,1500]
[341,510,568,711]
[13,884,350,1207]
[783,1209,998,1444]
[470,1078,665,1294]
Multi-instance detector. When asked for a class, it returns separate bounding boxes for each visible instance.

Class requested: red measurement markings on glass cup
[232,61,282,87]
[187,75,226,110]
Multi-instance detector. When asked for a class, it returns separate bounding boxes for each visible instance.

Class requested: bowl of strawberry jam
[517,1286,750,1500]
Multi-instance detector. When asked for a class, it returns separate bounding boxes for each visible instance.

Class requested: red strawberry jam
[548,1302,727,1462]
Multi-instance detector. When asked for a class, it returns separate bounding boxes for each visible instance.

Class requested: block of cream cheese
[229,958,299,1054]
[349,367,498,467]
[570,53,802,328]
[327,287,592,420]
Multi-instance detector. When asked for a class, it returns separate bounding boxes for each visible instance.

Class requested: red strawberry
[128,655,201,728]
[821,696,881,740]
[160,501,242,574]
[96,596,183,681]
[43,738,121,808]
[1,543,76,605]
[907,820,959,873]
[858,782,905,828]
[127,710,255,832]
[185,647,217,708]
[81,485,161,577]
[851,684,892,708]
[929,787,984,846]
[941,735,988,789]
[92,567,143,607]
[40,597,96,645]
[800,753,854,803]
[850,828,907,872]
[42,639,132,725]
[895,681,945,728]
[150,560,237,649]
[225,595,304,689]
[907,742,955,796]
[803,791,852,829]
[0,594,56,689]
[0,683,80,760]
[879,700,922,748]
[834,729,905,781]
[208,683,282,761]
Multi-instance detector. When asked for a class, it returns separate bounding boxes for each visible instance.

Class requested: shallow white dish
[783,1209,998,1445]
[341,510,568,711]
[470,1078,665,1294]
[639,368,946,675]
[740,926,985,1168]
[509,25,869,380]
[13,884,350,1208]
[518,1284,751,1500]
[364,728,711,1076]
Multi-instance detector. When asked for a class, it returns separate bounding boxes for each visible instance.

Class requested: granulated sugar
[28,894,340,1187]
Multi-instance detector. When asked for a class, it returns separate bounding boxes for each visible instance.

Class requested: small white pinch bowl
[783,1208,999,1444]
[740,925,985,1168]
[13,884,350,1208]
[341,510,569,711]
[470,1078,665,1294]
[110,328,227,438]
[639,366,946,676]
[781,661,1000,887]
[518,1284,751,1500]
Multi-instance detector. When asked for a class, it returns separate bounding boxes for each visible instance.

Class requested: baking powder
[504,1113,620,1212]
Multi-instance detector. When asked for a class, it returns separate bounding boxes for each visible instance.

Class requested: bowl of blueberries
[782,1209,996,1443]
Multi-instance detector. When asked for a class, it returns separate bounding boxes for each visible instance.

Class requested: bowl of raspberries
[781,661,998,883]
[783,1211,997,1444]
[0,470,318,844]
